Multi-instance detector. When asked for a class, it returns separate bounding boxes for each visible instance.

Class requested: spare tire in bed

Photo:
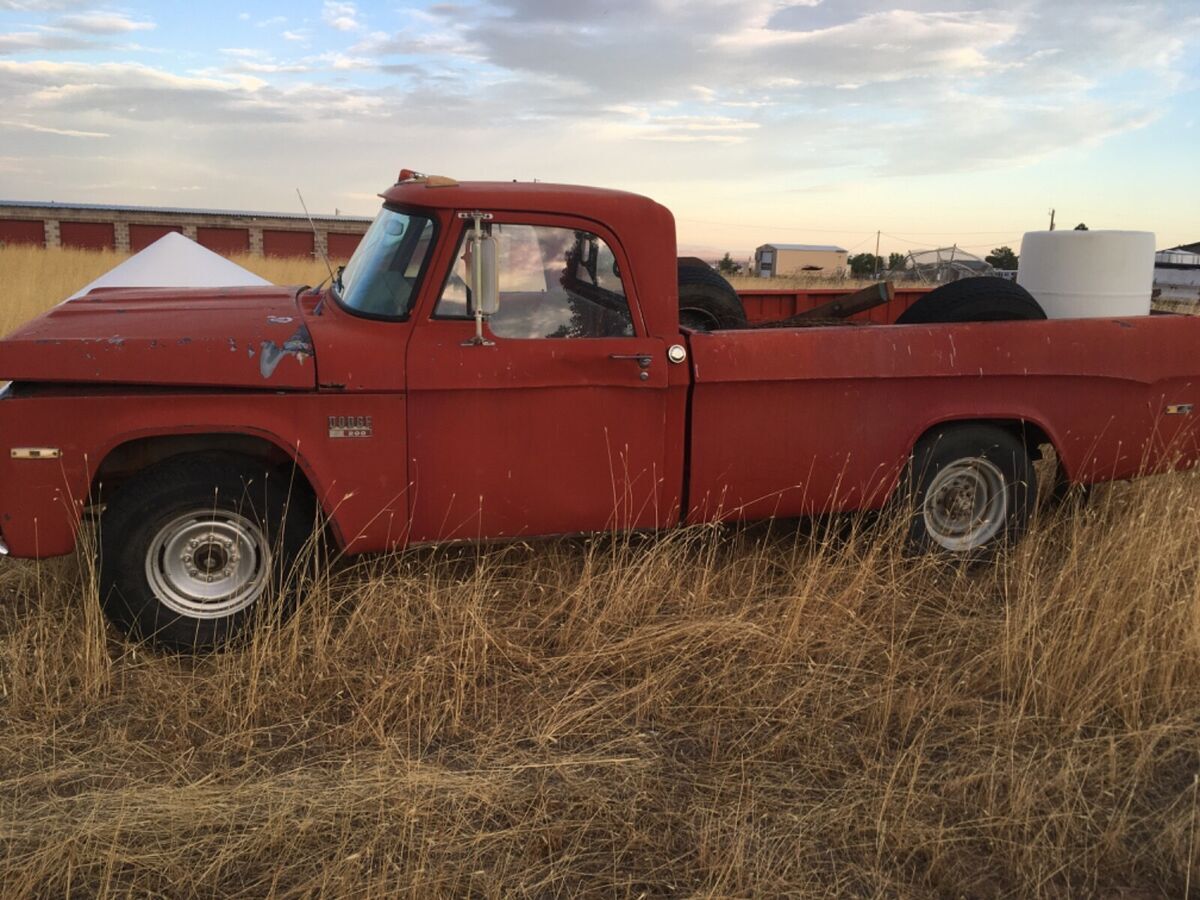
[677,262,748,331]
[895,277,1046,324]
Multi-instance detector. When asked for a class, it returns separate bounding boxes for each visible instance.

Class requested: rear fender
[893,415,1062,502]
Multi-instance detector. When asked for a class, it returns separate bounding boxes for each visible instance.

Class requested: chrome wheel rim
[922,458,1008,552]
[145,510,271,618]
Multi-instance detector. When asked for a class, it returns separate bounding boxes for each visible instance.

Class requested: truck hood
[0,285,316,390]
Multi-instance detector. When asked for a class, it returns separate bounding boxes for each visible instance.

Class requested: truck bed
[736,286,934,326]
[685,313,1200,523]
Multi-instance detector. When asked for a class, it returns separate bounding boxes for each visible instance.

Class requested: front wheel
[99,454,315,650]
[905,425,1035,557]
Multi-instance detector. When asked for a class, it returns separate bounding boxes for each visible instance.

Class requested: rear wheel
[895,276,1045,324]
[906,425,1035,556]
[99,454,315,650]
[677,262,748,331]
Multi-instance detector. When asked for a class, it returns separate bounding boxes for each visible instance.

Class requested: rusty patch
[259,324,313,379]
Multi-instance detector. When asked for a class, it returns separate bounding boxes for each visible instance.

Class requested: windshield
[335,206,435,319]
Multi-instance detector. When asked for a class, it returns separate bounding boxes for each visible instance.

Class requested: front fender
[0,388,410,558]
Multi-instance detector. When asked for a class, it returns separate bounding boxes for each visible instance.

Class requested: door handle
[609,353,652,369]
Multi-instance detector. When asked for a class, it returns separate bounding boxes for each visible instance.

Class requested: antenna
[296,187,334,285]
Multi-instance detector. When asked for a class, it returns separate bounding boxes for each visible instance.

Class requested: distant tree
[717,252,742,276]
[1074,223,1089,231]
[985,246,1019,270]
[849,252,884,277]
[887,251,907,271]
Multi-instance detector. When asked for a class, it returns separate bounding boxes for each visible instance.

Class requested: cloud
[352,25,481,62]
[0,29,93,53]
[0,0,1197,222]
[232,59,312,74]
[767,0,996,31]
[599,108,761,144]
[0,118,108,137]
[0,59,383,128]
[381,0,1196,176]
[56,11,155,33]
[447,1,1011,101]
[0,0,93,8]
[322,1,360,32]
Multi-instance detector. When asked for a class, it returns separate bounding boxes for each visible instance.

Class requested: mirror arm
[470,212,490,346]
[458,210,495,347]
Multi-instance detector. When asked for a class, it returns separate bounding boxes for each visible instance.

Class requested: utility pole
[873,230,881,279]
[1048,208,1056,231]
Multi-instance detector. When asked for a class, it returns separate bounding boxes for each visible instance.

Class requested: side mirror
[468,232,499,316]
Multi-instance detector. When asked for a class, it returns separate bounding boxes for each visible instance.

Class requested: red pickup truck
[1,173,1196,648]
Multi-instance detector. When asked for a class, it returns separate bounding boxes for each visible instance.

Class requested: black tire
[677,262,748,331]
[905,424,1036,557]
[895,276,1045,324]
[99,454,315,650]
[1043,463,1091,511]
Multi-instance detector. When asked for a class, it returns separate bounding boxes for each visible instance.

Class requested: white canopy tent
[68,232,271,300]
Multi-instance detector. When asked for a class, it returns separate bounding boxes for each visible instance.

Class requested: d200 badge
[328,415,373,439]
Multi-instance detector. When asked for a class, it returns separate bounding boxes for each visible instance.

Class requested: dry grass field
[1,245,1200,896]
[0,244,332,336]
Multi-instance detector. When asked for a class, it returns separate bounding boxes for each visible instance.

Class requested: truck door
[405,215,681,542]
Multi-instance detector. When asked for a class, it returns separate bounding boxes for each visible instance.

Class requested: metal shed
[754,243,848,278]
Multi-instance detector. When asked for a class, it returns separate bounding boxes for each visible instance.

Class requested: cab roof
[376,174,680,338]
[379,178,667,220]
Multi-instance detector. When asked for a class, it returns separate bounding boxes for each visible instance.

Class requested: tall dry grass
[2,478,1200,896]
[1,245,1199,895]
[0,244,331,335]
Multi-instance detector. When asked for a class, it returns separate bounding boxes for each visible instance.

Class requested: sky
[0,0,1197,259]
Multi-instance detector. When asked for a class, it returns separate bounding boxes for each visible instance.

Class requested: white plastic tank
[1017,230,1155,319]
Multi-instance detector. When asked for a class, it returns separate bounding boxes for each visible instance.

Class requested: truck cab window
[335,207,435,319]
[436,224,634,338]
